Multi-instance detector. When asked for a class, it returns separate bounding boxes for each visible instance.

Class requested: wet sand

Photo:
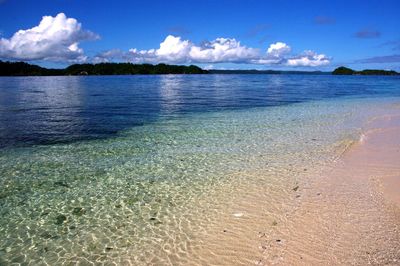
[259,114,400,265]
[193,110,400,265]
[358,115,400,208]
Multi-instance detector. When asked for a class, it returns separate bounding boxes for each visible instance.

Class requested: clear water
[0,75,399,264]
[0,74,399,148]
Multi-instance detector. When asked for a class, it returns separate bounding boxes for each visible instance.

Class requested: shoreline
[353,114,400,209]
[191,106,400,265]
[259,111,400,264]
[179,101,400,265]
[1,98,399,265]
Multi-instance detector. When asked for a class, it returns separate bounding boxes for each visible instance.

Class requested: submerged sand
[193,111,400,265]
[1,100,399,265]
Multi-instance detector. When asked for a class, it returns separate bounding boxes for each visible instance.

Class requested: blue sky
[0,0,399,70]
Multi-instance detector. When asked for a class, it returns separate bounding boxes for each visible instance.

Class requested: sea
[0,74,399,264]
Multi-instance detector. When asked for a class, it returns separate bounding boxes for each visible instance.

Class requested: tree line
[0,61,208,76]
[332,66,398,76]
[1,61,398,76]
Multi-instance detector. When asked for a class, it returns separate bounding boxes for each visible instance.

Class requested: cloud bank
[96,35,331,67]
[0,13,330,67]
[0,13,98,62]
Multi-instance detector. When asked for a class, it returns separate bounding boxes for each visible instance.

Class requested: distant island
[332,66,399,76]
[208,69,329,75]
[0,61,207,76]
[0,61,398,76]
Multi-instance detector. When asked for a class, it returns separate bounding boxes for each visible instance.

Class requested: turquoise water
[0,75,400,264]
[1,74,399,148]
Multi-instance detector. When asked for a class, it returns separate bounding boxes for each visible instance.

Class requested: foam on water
[0,97,398,264]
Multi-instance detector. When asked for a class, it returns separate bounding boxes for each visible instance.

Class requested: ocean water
[0,74,399,264]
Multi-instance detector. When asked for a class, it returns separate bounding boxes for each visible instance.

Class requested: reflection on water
[0,75,399,148]
[159,75,184,115]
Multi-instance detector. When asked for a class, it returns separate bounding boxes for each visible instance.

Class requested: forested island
[332,66,399,76]
[0,61,207,76]
[0,61,398,76]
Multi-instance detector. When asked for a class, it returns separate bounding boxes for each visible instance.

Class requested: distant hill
[0,61,64,76]
[208,69,329,75]
[333,66,399,76]
[2,61,398,77]
[0,61,208,76]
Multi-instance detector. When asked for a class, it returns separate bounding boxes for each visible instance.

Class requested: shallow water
[0,75,399,264]
[1,74,399,148]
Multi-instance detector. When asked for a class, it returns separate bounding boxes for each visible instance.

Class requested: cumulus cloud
[266,42,291,57]
[259,44,330,67]
[0,12,330,68]
[94,35,330,67]
[190,37,260,63]
[286,50,331,67]
[125,35,260,64]
[0,13,98,62]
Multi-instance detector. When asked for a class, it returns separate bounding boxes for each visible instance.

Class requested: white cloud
[157,35,191,61]
[126,35,259,64]
[266,42,291,56]
[286,50,330,67]
[101,36,330,67]
[189,37,259,63]
[1,13,329,68]
[0,13,98,62]
[249,42,291,64]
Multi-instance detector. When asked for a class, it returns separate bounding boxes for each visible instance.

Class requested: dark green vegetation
[65,63,207,75]
[1,61,398,76]
[333,66,399,76]
[332,67,355,75]
[0,61,64,76]
[0,60,207,76]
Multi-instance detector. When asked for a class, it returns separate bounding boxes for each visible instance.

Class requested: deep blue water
[0,74,399,148]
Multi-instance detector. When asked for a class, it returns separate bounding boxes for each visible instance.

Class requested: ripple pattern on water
[0,97,398,264]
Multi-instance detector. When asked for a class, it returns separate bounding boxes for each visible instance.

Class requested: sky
[0,0,399,71]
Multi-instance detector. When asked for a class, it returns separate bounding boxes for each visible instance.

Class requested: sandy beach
[192,108,400,265]
[263,113,400,265]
